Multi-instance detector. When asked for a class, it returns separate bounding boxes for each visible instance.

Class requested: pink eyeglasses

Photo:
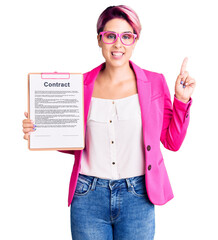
[99,31,137,46]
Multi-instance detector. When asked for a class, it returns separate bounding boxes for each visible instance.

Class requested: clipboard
[28,72,84,151]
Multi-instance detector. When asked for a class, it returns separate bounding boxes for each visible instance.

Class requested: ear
[97,35,102,48]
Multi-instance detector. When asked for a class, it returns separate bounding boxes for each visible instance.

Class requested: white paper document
[28,72,84,150]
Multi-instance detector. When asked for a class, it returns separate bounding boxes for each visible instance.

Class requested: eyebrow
[107,31,133,33]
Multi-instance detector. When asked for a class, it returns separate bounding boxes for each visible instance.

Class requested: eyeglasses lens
[102,32,135,45]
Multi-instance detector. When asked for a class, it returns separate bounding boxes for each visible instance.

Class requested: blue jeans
[70,173,155,240]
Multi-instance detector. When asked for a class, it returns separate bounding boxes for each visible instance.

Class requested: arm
[160,73,192,151]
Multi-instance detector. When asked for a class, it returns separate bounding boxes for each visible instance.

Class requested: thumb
[176,73,184,86]
[24,112,29,118]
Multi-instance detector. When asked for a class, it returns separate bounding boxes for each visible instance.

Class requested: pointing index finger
[180,57,188,75]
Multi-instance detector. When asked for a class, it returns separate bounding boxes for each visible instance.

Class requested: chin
[107,57,130,68]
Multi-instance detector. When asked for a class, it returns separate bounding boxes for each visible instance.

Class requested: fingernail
[183,85,186,88]
[180,81,184,84]
[33,128,36,130]
[34,124,37,127]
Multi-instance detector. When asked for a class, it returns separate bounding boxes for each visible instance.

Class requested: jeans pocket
[130,179,147,198]
[74,177,91,196]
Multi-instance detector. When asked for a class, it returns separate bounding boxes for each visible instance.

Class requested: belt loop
[125,178,133,192]
[90,177,98,191]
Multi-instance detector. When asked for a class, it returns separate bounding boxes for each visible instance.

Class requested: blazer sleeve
[160,74,193,151]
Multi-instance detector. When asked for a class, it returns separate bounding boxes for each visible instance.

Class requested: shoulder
[138,66,166,94]
[130,60,164,84]
[82,63,105,85]
[143,68,164,83]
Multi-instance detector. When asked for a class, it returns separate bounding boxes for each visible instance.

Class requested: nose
[114,35,123,48]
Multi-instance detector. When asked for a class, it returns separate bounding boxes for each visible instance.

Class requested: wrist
[175,94,190,104]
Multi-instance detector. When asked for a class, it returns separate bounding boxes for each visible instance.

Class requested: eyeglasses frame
[99,31,138,46]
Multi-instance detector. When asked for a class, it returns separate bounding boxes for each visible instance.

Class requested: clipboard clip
[41,72,70,79]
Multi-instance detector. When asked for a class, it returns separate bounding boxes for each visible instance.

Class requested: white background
[0,0,217,239]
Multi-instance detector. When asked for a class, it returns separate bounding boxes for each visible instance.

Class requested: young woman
[22,5,196,240]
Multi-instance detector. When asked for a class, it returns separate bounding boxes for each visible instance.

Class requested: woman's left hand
[175,57,196,103]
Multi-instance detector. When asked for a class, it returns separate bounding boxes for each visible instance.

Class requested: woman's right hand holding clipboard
[22,112,36,140]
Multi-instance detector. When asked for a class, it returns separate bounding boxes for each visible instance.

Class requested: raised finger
[180,57,188,75]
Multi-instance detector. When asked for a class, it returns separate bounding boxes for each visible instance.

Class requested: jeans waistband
[78,173,146,191]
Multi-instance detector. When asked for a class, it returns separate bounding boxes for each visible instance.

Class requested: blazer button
[147,145,151,151]
[148,165,152,170]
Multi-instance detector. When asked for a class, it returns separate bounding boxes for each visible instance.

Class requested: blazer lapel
[129,60,151,142]
[83,63,104,133]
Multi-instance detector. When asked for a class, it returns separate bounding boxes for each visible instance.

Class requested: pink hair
[97,5,142,39]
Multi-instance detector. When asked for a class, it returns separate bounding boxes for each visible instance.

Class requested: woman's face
[97,18,137,68]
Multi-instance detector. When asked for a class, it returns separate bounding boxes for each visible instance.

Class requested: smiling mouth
[111,52,124,56]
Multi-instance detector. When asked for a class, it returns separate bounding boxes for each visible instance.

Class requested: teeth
[112,52,123,56]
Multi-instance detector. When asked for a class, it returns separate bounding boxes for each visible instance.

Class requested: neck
[101,61,134,85]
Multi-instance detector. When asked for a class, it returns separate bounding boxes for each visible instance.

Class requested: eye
[105,33,116,39]
[122,33,132,40]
